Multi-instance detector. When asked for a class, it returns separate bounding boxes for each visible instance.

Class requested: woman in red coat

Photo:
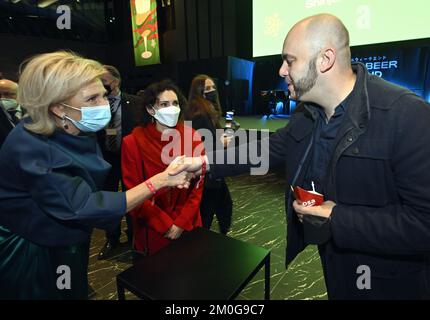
[122,80,204,255]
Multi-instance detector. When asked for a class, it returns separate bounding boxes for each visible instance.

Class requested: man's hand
[164,224,184,240]
[157,156,193,189]
[293,200,336,223]
[168,156,206,177]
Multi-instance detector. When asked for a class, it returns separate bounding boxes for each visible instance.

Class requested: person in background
[0,79,18,100]
[0,51,191,299]
[184,74,233,235]
[0,79,20,147]
[97,65,143,260]
[136,89,145,99]
[122,79,204,256]
[0,79,23,120]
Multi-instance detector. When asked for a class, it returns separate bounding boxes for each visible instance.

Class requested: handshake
[160,155,208,189]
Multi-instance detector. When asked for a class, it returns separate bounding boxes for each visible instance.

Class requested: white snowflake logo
[151,39,157,48]
[264,13,283,38]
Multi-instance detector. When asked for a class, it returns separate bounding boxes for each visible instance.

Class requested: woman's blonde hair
[17,50,106,135]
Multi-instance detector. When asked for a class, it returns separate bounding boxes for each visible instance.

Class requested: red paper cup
[293,186,324,207]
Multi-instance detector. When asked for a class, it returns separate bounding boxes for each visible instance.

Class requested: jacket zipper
[286,130,315,219]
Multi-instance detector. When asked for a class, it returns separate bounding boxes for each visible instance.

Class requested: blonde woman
[0,51,190,299]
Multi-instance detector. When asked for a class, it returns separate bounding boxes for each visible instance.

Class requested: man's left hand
[293,200,336,222]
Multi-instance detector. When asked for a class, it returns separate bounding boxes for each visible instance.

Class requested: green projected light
[253,0,430,57]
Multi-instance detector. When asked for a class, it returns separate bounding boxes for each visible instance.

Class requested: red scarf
[128,122,204,254]
[132,122,201,178]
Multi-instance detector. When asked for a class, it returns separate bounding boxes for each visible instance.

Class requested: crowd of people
[2,13,430,300]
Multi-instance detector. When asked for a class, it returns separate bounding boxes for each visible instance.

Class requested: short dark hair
[139,79,187,126]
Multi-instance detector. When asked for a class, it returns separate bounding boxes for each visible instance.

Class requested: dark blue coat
[212,63,430,299]
[0,121,126,247]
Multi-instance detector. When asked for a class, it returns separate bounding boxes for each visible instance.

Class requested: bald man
[279,14,430,299]
[175,14,430,299]
[0,79,18,100]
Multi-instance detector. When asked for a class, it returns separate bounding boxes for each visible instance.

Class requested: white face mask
[152,106,181,127]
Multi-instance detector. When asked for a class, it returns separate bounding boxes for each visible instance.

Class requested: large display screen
[253,0,430,57]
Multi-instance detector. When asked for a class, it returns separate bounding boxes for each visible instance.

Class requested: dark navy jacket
[0,121,126,247]
[212,63,430,299]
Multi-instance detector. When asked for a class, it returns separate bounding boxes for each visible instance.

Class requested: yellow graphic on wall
[130,0,160,66]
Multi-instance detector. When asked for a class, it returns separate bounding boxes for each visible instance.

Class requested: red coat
[121,123,204,254]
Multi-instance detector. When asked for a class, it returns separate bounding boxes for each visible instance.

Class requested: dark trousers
[200,179,233,234]
[103,150,132,244]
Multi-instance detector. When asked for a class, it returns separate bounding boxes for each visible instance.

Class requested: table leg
[264,254,270,300]
[117,279,126,300]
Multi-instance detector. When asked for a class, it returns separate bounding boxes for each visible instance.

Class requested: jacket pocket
[355,253,426,279]
[336,139,394,206]
[354,253,428,298]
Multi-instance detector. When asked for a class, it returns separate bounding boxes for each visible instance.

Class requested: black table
[116,227,270,300]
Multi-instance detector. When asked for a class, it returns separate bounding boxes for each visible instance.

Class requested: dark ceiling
[0,0,115,42]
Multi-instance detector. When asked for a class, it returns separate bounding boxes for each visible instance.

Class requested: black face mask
[204,90,217,105]
[104,84,112,96]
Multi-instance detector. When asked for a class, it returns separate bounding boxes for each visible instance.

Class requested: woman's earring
[61,115,69,130]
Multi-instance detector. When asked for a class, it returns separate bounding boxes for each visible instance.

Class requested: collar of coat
[288,63,371,142]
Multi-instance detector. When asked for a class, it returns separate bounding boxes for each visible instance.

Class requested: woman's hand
[150,156,193,190]
[168,156,206,177]
[164,224,184,240]
[125,156,194,213]
[152,170,191,190]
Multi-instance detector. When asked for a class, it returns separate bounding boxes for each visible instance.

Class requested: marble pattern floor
[87,172,327,300]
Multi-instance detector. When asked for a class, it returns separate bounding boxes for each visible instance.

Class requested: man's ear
[320,48,336,73]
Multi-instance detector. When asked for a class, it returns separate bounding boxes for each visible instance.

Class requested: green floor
[222,172,327,300]
[221,115,289,132]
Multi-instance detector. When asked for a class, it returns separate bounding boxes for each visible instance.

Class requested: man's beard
[290,56,318,100]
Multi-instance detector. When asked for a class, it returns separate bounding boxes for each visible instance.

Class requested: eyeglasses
[154,100,180,108]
